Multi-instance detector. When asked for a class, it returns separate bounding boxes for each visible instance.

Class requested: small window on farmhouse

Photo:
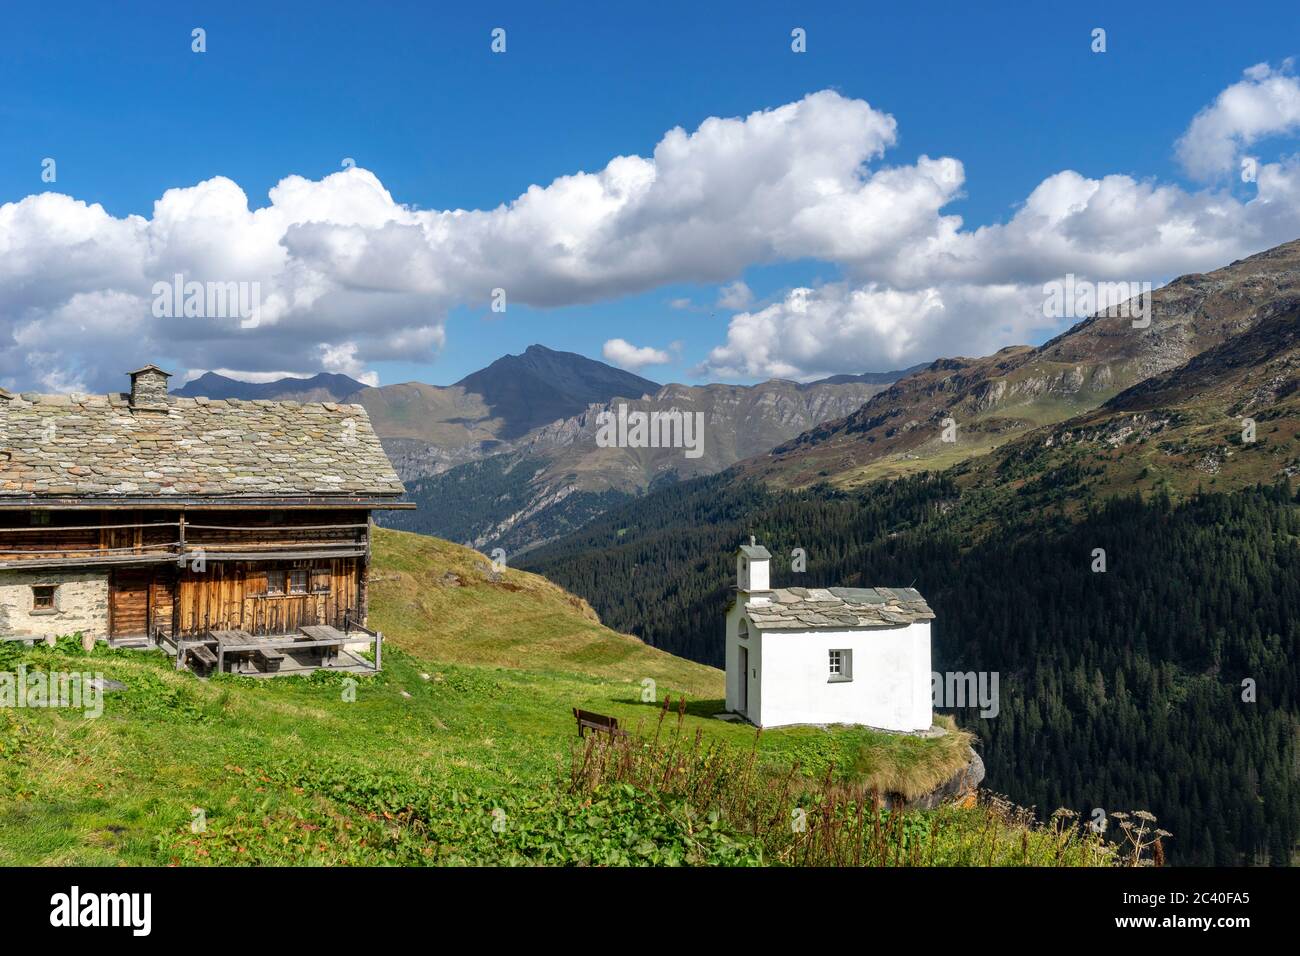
[829,649,853,682]
[266,572,284,595]
[30,512,50,526]
[32,585,56,610]
[288,570,308,594]
[311,569,331,594]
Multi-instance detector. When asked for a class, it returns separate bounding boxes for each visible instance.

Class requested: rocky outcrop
[885,748,986,811]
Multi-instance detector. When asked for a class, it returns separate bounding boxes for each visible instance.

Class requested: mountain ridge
[741,239,1300,489]
[172,370,367,403]
[381,374,908,552]
[169,345,924,553]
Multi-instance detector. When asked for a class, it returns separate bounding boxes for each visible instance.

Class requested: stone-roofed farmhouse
[726,539,935,732]
[0,365,411,652]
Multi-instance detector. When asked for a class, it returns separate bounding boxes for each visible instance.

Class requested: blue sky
[2,1,1298,391]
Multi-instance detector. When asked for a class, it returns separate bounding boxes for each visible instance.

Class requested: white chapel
[724,539,935,732]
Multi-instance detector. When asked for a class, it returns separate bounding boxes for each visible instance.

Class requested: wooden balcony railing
[0,518,368,568]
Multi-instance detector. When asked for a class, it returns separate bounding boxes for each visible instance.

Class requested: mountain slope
[966,300,1300,506]
[382,375,899,552]
[521,471,1300,866]
[170,346,914,554]
[351,345,666,475]
[746,239,1300,489]
[520,238,1300,865]
[368,527,714,690]
[453,344,661,439]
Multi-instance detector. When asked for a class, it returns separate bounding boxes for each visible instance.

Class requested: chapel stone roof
[745,586,934,630]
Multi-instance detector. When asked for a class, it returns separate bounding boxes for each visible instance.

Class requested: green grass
[0,530,1107,867]
[369,528,723,697]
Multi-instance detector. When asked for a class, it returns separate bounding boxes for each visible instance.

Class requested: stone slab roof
[0,391,405,499]
[745,586,934,630]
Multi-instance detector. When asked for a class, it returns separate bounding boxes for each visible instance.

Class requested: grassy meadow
[0,529,1138,866]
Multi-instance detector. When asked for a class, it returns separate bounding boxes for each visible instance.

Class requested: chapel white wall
[753,622,932,732]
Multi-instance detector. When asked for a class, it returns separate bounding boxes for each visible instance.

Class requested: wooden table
[296,625,348,666]
[211,629,261,674]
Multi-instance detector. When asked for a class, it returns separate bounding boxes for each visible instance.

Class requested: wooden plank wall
[185,509,367,555]
[2,508,371,637]
[150,572,175,636]
[175,558,360,635]
[0,510,176,562]
[0,508,366,562]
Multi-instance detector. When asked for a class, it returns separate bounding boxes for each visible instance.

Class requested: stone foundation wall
[0,570,110,642]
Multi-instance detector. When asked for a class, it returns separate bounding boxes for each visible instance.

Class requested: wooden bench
[573,708,627,738]
[187,643,218,674]
[254,647,285,673]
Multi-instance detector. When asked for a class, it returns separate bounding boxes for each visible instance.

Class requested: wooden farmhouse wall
[1,507,371,637]
[175,558,361,635]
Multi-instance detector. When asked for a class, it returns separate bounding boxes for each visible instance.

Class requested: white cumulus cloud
[1176,61,1300,180]
[717,280,754,310]
[602,338,673,370]
[0,91,955,391]
[3,71,1300,391]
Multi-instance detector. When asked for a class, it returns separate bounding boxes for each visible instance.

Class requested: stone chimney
[128,365,172,410]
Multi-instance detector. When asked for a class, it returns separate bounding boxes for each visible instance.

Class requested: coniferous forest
[523,473,1300,865]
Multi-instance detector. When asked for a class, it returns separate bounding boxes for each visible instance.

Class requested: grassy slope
[0,529,983,866]
[369,527,723,696]
[370,527,972,798]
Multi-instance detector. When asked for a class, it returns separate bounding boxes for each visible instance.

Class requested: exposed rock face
[1010,302,1300,488]
[885,748,986,811]
[380,436,504,481]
